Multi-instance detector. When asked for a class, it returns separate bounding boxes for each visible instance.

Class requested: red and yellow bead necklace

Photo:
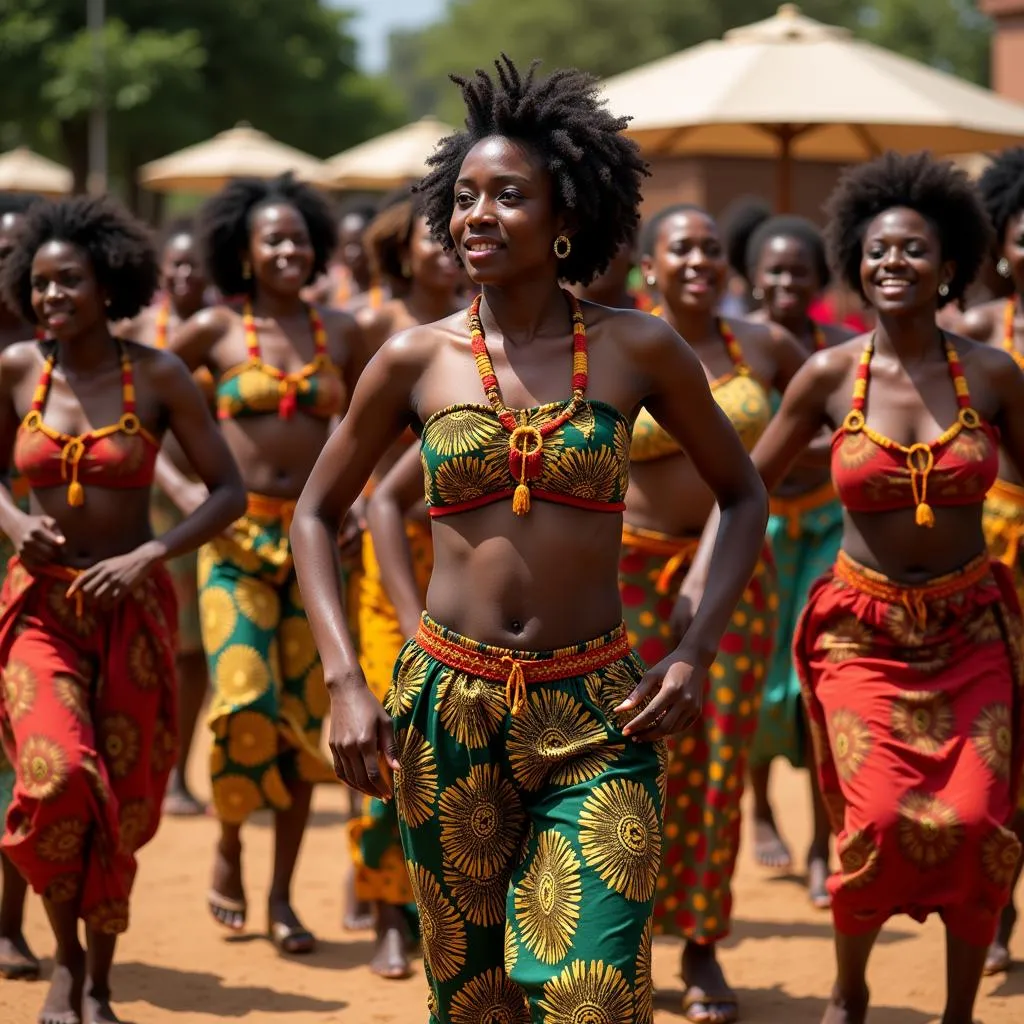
[468,291,587,516]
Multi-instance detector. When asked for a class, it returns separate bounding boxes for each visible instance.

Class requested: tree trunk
[59,119,90,195]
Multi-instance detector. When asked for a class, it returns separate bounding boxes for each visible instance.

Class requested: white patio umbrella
[0,147,72,196]
[324,116,454,191]
[600,3,1024,210]
[138,123,329,194]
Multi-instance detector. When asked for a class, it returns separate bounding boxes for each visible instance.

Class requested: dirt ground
[0,755,1021,1023]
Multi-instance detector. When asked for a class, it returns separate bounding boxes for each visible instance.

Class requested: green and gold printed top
[421,400,631,517]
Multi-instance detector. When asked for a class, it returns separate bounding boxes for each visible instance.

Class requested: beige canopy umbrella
[601,3,1024,210]
[138,123,329,194]
[0,147,72,196]
[324,116,454,191]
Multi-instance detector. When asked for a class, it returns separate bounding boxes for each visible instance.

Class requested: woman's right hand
[11,513,64,569]
[326,673,400,800]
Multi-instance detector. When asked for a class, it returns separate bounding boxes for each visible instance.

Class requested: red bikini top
[14,345,160,507]
[831,336,999,524]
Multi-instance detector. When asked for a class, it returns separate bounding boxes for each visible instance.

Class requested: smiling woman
[723,151,1024,1024]
[167,172,368,958]
[0,194,244,1024]
[290,54,768,1022]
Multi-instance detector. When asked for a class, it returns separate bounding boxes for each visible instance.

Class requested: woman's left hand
[617,649,706,741]
[65,540,164,610]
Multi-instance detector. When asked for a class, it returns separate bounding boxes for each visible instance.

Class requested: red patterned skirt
[794,550,1024,946]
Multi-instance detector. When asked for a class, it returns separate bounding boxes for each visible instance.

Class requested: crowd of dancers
[0,53,1022,1024]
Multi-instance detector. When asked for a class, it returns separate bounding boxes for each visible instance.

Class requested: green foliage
[0,0,407,199]
[388,0,992,122]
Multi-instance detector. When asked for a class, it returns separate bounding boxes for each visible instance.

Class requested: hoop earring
[242,260,252,281]
[938,282,950,297]
[553,235,571,260]
[752,286,765,302]
[998,257,1011,278]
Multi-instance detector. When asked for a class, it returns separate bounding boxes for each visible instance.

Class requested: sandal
[683,986,739,1024]
[269,920,316,956]
[207,889,247,932]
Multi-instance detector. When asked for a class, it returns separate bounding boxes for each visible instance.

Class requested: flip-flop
[207,889,247,932]
[269,920,316,955]
[682,987,739,1024]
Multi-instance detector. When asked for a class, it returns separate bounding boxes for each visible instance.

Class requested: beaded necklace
[841,334,981,528]
[812,322,827,352]
[23,345,142,508]
[651,307,749,379]
[468,291,587,516]
[242,301,328,419]
[153,296,171,350]
[1002,298,1024,373]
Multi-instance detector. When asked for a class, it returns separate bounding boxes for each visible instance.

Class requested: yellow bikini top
[630,318,773,461]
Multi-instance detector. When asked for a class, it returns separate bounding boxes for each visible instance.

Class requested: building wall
[981,1,1024,103]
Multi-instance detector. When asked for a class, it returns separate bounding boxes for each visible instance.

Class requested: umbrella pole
[777,127,793,213]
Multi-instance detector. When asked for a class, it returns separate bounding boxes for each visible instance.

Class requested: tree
[387,0,992,122]
[0,0,407,204]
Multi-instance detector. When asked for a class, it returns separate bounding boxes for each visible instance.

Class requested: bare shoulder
[795,332,864,392]
[0,340,43,381]
[950,329,1018,377]
[372,317,450,375]
[956,299,1001,343]
[583,303,685,362]
[122,339,193,388]
[180,304,237,341]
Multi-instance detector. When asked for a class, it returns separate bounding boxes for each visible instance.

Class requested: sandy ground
[0,754,1021,1023]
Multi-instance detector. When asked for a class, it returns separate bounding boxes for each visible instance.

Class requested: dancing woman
[348,195,461,977]
[734,213,852,905]
[170,173,366,954]
[695,152,1024,1024]
[0,191,40,982]
[292,56,768,1022]
[0,196,243,1024]
[957,147,1024,976]
[123,217,212,818]
[624,203,805,1024]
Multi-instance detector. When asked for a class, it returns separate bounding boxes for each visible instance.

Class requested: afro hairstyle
[746,215,830,289]
[157,215,198,254]
[977,148,1024,248]
[1,194,158,324]
[824,151,991,309]
[720,196,771,280]
[197,172,336,297]
[415,54,648,286]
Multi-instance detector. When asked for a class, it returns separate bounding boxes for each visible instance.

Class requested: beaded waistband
[834,549,992,629]
[246,492,297,525]
[414,613,631,715]
[769,480,838,539]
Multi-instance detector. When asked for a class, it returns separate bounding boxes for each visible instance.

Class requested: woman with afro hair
[687,150,1024,1024]
[291,55,768,1022]
[621,202,805,1024]
[957,146,1024,977]
[0,195,243,1024]
[728,211,854,909]
[170,172,367,955]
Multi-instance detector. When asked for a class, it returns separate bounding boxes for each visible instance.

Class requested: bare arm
[619,315,769,739]
[167,305,231,373]
[988,346,1024,479]
[366,443,427,640]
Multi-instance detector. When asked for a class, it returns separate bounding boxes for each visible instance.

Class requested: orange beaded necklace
[468,291,587,516]
[841,334,981,528]
[1002,298,1024,373]
[153,296,171,350]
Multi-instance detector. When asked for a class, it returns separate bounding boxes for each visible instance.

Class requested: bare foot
[0,931,41,980]
[83,984,120,1024]
[984,902,1016,975]
[38,952,86,1024]
[371,904,412,979]
[342,868,373,931]
[808,849,831,910]
[208,836,246,931]
[753,814,792,870]
[162,771,206,817]
[268,897,316,955]
[681,942,737,1024]
[821,985,868,1024]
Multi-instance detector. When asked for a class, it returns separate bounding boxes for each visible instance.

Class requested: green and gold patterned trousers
[389,613,664,1024]
[200,494,335,824]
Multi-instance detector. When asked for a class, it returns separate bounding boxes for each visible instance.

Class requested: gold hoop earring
[553,235,571,260]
